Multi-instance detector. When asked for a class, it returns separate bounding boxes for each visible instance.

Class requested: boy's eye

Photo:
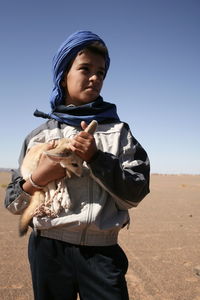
[98,71,105,77]
[80,66,89,71]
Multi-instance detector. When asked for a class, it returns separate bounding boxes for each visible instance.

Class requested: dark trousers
[28,232,129,300]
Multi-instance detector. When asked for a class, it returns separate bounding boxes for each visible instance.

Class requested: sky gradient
[0,0,199,174]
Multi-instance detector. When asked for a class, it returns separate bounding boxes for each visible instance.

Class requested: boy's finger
[81,120,98,134]
[44,140,58,150]
[80,121,88,131]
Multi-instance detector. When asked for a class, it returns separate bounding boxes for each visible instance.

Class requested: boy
[5,30,150,300]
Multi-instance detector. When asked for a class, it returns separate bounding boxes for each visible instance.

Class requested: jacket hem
[40,227,119,246]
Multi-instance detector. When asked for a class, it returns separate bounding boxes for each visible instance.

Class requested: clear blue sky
[0,0,199,174]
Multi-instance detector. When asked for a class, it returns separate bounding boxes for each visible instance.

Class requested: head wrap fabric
[34,96,120,126]
[34,30,119,126]
[50,30,110,110]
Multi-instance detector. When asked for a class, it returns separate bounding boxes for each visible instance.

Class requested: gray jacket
[5,119,150,246]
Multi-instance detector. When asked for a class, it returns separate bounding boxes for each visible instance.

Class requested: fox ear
[46,154,63,162]
[45,150,71,162]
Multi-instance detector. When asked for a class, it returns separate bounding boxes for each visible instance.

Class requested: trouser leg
[76,244,129,300]
[28,233,129,300]
[28,233,77,300]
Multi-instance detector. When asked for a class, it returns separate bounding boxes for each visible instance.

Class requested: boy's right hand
[31,152,66,187]
[22,142,66,195]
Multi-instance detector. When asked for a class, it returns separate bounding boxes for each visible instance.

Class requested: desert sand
[0,172,200,300]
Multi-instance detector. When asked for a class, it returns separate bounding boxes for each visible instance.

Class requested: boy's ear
[61,79,66,88]
[61,72,68,88]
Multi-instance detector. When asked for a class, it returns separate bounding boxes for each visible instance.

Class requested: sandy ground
[0,172,200,300]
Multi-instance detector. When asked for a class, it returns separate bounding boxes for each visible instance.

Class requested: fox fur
[19,120,97,236]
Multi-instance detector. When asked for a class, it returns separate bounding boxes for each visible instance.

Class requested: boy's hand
[32,152,66,186]
[70,121,98,162]
[22,142,66,195]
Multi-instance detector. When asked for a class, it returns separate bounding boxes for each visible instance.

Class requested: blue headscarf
[34,30,120,126]
[50,30,110,110]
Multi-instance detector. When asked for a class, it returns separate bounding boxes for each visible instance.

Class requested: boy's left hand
[70,121,98,162]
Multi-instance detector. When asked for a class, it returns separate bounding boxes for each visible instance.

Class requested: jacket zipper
[80,177,93,245]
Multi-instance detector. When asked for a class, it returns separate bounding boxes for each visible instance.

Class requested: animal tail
[19,191,45,237]
[19,216,30,236]
[19,206,34,236]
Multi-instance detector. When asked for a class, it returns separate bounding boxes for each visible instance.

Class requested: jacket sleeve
[88,123,150,210]
[4,140,31,215]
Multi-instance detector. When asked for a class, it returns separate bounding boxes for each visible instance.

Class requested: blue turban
[50,30,110,110]
[34,31,119,125]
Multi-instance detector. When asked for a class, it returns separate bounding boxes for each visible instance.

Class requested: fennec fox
[19,120,97,236]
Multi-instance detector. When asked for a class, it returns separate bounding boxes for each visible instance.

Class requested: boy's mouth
[86,86,99,93]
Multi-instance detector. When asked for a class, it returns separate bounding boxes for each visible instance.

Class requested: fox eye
[64,153,70,157]
[71,163,78,167]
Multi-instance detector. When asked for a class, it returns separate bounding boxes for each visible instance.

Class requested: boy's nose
[89,74,99,82]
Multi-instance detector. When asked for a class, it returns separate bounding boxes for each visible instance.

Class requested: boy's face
[62,50,106,106]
